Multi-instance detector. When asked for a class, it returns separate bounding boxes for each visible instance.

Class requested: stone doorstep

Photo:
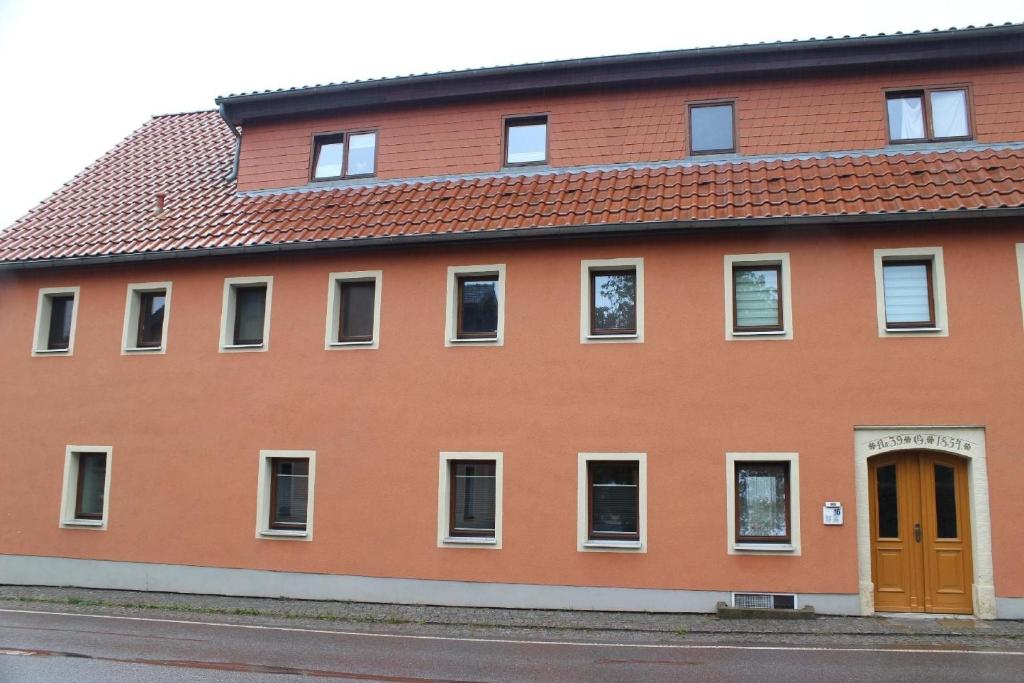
[716,601,817,620]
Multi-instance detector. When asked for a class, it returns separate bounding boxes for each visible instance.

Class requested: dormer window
[504,116,547,166]
[311,131,377,181]
[886,88,970,143]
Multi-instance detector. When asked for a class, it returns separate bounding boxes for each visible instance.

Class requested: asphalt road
[1,608,1021,682]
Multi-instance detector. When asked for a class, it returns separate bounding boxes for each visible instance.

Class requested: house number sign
[823,502,843,525]
[865,433,974,454]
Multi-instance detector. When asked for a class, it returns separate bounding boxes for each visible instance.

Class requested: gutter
[217,103,242,182]
[1,207,1022,271]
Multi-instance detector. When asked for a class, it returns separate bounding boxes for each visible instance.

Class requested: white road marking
[0,608,1020,657]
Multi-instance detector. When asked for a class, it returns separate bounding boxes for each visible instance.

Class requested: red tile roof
[1,110,1023,265]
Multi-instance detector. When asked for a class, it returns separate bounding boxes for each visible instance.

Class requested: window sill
[448,337,500,344]
[123,346,164,353]
[33,348,71,355]
[327,340,376,348]
[221,343,267,353]
[61,519,104,528]
[731,330,787,337]
[259,529,309,539]
[583,540,643,550]
[883,327,942,334]
[732,543,795,552]
[442,536,497,546]
[586,333,639,340]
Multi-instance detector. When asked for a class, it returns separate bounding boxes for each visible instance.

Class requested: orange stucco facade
[2,222,1023,609]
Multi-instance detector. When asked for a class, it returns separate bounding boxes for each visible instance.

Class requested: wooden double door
[869,451,973,614]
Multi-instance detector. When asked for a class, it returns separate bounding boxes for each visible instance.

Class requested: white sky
[0,0,1021,229]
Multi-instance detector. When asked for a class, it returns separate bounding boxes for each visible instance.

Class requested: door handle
[914,523,922,543]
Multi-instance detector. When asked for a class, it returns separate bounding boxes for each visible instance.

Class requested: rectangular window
[882,259,935,329]
[588,461,639,542]
[311,131,377,180]
[590,269,637,335]
[233,285,267,345]
[33,287,80,356]
[457,275,499,339]
[448,460,497,538]
[504,115,547,166]
[733,264,782,332]
[135,292,166,347]
[122,283,172,354]
[59,445,112,529]
[735,461,790,544]
[445,265,505,346]
[269,458,309,531]
[47,294,75,350]
[689,102,735,154]
[256,450,315,540]
[886,88,970,142]
[338,280,376,342]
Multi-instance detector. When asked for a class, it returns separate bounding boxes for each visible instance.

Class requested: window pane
[883,262,931,325]
[458,277,498,336]
[452,461,496,535]
[137,292,166,346]
[734,267,780,328]
[313,137,344,179]
[876,464,899,538]
[592,270,636,333]
[47,295,74,350]
[690,104,734,152]
[273,460,309,527]
[77,453,106,518]
[887,95,925,140]
[346,133,376,176]
[339,281,375,341]
[934,464,958,539]
[506,122,546,164]
[590,462,639,536]
[930,90,968,139]
[234,286,266,344]
[737,463,788,539]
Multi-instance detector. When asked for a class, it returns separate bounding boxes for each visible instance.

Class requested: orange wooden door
[869,452,973,614]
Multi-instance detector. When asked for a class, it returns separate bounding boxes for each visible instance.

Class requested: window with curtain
[449,461,497,537]
[588,461,639,541]
[270,459,309,530]
[232,285,267,345]
[882,260,934,328]
[733,265,782,331]
[75,452,107,520]
[735,462,789,542]
[338,280,376,342]
[504,116,547,165]
[887,88,969,142]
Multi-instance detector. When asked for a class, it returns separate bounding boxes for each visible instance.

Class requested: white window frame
[724,253,793,340]
[219,276,274,352]
[1016,243,1024,332]
[444,264,506,347]
[324,270,382,350]
[32,286,80,356]
[577,452,647,553]
[873,247,948,337]
[437,451,504,549]
[580,257,645,344]
[59,445,113,530]
[121,281,172,354]
[725,452,801,555]
[255,449,316,541]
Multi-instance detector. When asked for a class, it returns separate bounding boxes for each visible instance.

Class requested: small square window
[886,88,970,142]
[590,269,637,335]
[457,275,499,339]
[257,450,315,540]
[734,461,791,544]
[504,116,547,166]
[733,265,782,332]
[60,446,112,530]
[311,131,377,181]
[689,102,735,154]
[449,460,497,538]
[33,287,80,356]
[882,259,935,329]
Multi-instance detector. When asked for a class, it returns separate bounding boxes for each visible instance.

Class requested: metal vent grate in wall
[733,593,797,609]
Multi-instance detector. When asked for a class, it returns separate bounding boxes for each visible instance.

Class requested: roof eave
[217,25,1024,125]
[3,207,1022,271]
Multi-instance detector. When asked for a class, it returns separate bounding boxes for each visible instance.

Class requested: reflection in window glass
[506,120,547,164]
[271,459,309,528]
[457,277,499,338]
[591,270,636,334]
[339,281,375,342]
[347,132,377,176]
[137,292,166,347]
[76,453,107,519]
[590,461,639,538]
[690,104,734,153]
[313,136,345,179]
[930,90,968,139]
[736,463,788,540]
[734,267,780,329]
[883,262,932,326]
[887,95,925,140]
[451,461,496,536]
